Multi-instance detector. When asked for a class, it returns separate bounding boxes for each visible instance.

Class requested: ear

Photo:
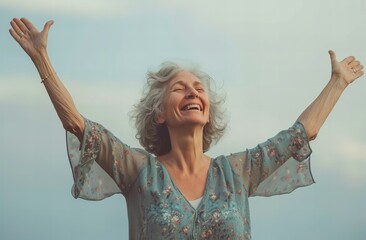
[157,114,165,124]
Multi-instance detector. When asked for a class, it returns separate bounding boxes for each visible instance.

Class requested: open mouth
[181,103,203,111]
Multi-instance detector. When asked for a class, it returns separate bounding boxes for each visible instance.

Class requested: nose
[186,88,198,99]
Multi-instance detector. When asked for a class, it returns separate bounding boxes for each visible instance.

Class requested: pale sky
[1,1,366,239]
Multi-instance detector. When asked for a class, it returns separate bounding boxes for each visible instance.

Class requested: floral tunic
[66,117,314,239]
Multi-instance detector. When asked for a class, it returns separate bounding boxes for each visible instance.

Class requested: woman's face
[158,71,210,129]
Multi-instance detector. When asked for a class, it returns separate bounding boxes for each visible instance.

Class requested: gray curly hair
[131,62,227,156]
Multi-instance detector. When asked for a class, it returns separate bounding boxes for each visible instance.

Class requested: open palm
[9,18,54,60]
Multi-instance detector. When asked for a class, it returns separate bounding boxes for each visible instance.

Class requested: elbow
[298,119,318,141]
[308,132,318,141]
[305,128,318,141]
[63,123,76,134]
[64,119,85,142]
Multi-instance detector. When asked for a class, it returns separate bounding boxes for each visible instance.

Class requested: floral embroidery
[209,192,217,202]
[70,119,103,197]
[66,118,314,239]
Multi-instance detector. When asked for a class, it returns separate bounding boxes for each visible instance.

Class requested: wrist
[31,49,49,65]
[32,51,54,82]
[330,75,348,91]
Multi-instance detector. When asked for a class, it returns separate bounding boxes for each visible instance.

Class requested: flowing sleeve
[66,115,149,200]
[228,121,314,197]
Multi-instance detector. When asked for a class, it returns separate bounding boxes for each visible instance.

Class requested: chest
[169,170,208,201]
[126,158,251,239]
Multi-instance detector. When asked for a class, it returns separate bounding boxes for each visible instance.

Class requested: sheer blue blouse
[66,117,314,239]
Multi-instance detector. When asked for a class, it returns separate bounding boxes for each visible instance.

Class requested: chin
[180,119,207,127]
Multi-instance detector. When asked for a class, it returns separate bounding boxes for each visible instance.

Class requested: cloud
[338,138,366,161]
[0,0,132,17]
[0,75,42,105]
[0,75,138,103]
[335,138,366,181]
[0,74,142,144]
[313,134,366,184]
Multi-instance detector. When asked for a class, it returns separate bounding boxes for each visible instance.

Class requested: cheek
[206,106,210,118]
[160,97,180,120]
[204,98,210,112]
[165,95,182,110]
[206,101,211,121]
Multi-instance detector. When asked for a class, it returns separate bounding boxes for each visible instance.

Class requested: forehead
[169,71,203,86]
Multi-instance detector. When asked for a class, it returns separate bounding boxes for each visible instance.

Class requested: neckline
[155,157,213,211]
[188,196,203,209]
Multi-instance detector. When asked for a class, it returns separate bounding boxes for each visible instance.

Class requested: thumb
[328,50,337,62]
[42,20,54,34]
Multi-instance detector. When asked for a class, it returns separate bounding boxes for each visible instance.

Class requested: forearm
[297,76,347,140]
[32,52,84,142]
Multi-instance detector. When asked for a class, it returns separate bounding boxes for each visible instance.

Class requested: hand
[9,18,54,60]
[329,50,364,87]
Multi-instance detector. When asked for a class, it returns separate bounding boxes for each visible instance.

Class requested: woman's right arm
[9,18,152,200]
[9,18,84,142]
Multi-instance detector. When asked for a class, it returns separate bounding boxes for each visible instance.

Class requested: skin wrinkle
[9,17,364,239]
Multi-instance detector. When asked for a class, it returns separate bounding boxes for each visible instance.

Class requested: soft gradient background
[1,1,366,239]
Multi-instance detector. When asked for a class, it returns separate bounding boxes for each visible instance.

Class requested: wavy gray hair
[131,62,227,156]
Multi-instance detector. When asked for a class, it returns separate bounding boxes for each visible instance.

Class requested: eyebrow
[170,80,204,88]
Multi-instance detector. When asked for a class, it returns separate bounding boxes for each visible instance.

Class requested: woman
[9,18,364,239]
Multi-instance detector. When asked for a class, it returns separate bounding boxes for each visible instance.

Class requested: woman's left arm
[297,50,364,141]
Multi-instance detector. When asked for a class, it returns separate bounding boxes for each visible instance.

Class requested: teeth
[183,104,201,111]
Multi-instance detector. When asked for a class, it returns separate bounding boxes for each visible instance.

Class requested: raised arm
[9,18,84,142]
[297,50,364,140]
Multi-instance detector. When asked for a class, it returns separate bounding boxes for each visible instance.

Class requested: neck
[160,125,209,174]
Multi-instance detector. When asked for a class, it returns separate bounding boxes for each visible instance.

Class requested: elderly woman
[10,18,364,239]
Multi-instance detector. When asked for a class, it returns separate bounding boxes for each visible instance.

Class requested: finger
[354,70,364,79]
[343,56,355,64]
[10,20,24,37]
[349,60,360,68]
[42,20,54,35]
[328,50,337,62]
[354,64,364,72]
[20,17,36,31]
[13,18,29,34]
[9,28,22,42]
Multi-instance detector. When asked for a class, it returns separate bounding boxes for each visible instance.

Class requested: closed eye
[172,88,184,92]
